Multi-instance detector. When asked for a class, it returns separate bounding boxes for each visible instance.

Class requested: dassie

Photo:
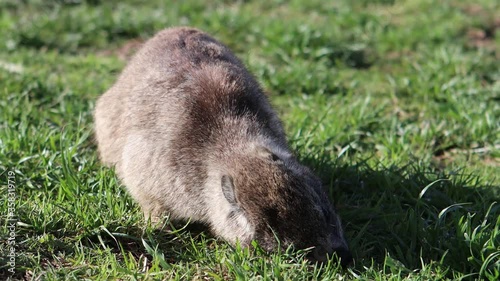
[94,27,351,265]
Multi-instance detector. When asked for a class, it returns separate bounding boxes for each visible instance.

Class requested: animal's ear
[256,146,280,162]
[221,175,238,205]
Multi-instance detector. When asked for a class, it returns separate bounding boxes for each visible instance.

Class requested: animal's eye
[270,153,280,162]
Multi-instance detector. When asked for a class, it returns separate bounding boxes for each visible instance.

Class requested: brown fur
[94,27,351,265]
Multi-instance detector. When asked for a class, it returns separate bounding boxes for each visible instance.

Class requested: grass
[0,0,499,280]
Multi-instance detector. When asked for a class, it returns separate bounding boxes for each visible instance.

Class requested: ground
[0,0,499,280]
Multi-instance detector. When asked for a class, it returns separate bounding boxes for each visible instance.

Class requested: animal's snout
[331,246,353,267]
[311,245,353,267]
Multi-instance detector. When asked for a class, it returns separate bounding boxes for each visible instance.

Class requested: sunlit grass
[1,0,499,280]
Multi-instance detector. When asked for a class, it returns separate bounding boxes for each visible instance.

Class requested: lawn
[0,0,499,280]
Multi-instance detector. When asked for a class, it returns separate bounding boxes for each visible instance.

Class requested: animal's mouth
[308,245,353,267]
[333,247,353,267]
[257,240,353,267]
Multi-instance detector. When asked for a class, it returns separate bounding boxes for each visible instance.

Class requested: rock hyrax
[94,27,351,265]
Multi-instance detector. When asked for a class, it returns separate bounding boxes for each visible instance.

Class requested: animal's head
[210,145,352,266]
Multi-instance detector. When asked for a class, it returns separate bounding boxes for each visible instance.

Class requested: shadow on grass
[315,159,500,278]
[3,211,214,280]
[86,220,215,265]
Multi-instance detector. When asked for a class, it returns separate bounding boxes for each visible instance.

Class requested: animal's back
[95,28,277,163]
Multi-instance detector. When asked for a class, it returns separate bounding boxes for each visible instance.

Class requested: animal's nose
[312,246,328,263]
[311,245,353,266]
[310,245,353,266]
[332,246,353,267]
